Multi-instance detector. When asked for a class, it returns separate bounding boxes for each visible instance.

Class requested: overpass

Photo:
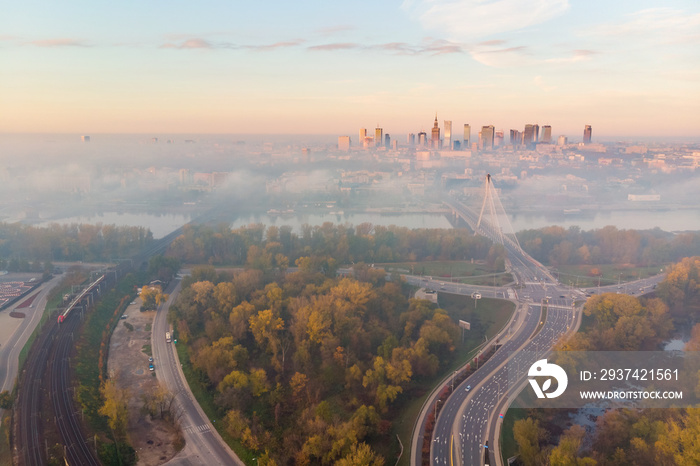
[413,176,664,466]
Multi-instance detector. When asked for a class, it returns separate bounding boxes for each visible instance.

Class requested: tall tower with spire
[431,114,441,149]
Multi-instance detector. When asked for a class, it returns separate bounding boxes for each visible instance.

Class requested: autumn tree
[549,425,597,466]
[514,417,547,466]
[140,285,168,311]
[335,442,384,466]
[99,379,130,437]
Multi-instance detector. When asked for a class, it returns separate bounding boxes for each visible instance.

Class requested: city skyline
[1,1,699,138]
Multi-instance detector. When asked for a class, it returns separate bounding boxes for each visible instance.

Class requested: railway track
[14,204,231,465]
[51,314,100,465]
[16,320,57,465]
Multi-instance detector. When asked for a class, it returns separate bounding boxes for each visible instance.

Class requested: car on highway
[465,385,471,391]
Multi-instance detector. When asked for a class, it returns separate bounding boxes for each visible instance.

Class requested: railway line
[14,205,232,465]
[51,314,101,465]
[16,320,57,465]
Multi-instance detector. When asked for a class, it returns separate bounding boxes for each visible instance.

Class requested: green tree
[0,390,13,409]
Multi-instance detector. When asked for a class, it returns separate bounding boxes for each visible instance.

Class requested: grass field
[378,261,514,286]
[551,264,665,288]
[391,292,516,466]
[500,406,528,464]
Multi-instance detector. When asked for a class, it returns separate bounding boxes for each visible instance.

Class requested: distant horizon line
[1,132,699,143]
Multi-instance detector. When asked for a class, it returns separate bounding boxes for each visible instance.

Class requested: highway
[425,199,667,466]
[152,278,243,466]
[0,275,62,398]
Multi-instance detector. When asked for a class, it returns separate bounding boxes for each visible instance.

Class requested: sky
[1,0,699,139]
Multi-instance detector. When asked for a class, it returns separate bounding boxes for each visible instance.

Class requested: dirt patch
[107,302,181,465]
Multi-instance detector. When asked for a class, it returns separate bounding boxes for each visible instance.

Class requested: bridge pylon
[475,174,524,255]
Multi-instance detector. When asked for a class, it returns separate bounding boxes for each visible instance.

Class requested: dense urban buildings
[351,115,607,154]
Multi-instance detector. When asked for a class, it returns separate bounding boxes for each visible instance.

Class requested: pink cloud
[161,38,215,49]
[30,38,89,47]
[308,42,360,51]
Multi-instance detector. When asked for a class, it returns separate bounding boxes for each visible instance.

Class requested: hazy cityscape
[1,1,700,466]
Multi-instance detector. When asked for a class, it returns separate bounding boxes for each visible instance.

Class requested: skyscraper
[359,128,367,145]
[418,131,427,146]
[542,125,552,143]
[463,124,471,149]
[523,124,535,147]
[407,133,415,146]
[509,129,521,146]
[583,125,592,144]
[533,124,540,143]
[375,126,383,148]
[444,120,452,150]
[495,130,504,148]
[480,125,495,149]
[384,133,390,149]
[431,115,441,149]
[338,136,351,151]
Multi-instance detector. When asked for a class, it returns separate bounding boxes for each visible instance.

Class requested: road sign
[459,320,471,330]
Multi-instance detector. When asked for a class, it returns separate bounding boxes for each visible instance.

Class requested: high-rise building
[480,125,495,150]
[452,140,461,150]
[558,135,568,146]
[431,115,441,149]
[384,134,390,149]
[444,120,452,150]
[509,129,521,146]
[179,169,192,185]
[338,136,351,152]
[542,125,552,143]
[407,133,415,146]
[375,127,383,148]
[583,125,592,144]
[533,124,540,143]
[418,131,427,146]
[359,128,367,145]
[463,124,471,149]
[495,130,504,148]
[523,124,535,148]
